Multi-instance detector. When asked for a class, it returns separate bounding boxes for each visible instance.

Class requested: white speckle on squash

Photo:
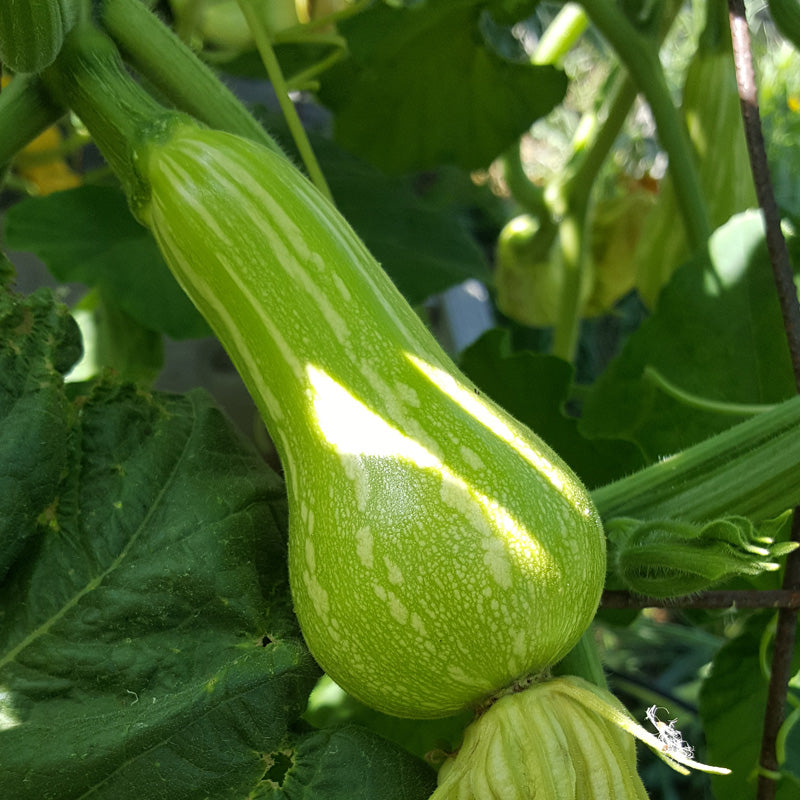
[326,618,342,643]
[459,445,485,471]
[447,664,486,690]
[302,568,329,618]
[482,534,512,589]
[384,557,403,585]
[387,590,409,625]
[342,456,370,513]
[304,538,316,572]
[332,271,351,302]
[410,612,427,637]
[396,382,420,407]
[356,526,374,570]
[371,582,409,625]
[512,629,528,661]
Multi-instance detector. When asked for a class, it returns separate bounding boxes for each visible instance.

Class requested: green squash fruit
[494,214,593,328]
[135,121,606,718]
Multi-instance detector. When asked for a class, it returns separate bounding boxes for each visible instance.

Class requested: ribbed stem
[99,0,283,155]
[41,23,178,207]
[592,395,800,523]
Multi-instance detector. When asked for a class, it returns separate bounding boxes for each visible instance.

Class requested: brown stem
[727,3,800,797]
[728,0,800,387]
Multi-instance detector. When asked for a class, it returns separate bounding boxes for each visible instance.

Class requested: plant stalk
[41,23,176,205]
[549,70,640,361]
[592,395,800,524]
[602,589,800,609]
[532,3,589,65]
[727,3,800,797]
[579,0,712,253]
[0,75,66,170]
[533,0,679,361]
[99,0,283,155]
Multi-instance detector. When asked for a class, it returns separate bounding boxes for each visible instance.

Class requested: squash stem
[0,74,65,170]
[552,628,608,689]
[531,2,589,66]
[235,0,334,202]
[579,0,712,253]
[500,144,547,216]
[41,23,175,203]
[99,0,284,155]
[551,207,588,362]
[549,70,638,362]
[592,395,800,523]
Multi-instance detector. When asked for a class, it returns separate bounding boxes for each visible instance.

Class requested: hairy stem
[592,395,800,524]
[99,0,282,154]
[41,23,173,202]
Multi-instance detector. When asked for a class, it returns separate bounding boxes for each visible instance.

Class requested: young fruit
[134,120,606,718]
[494,214,563,327]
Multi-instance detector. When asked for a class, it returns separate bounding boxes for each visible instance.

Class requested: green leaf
[581,212,797,461]
[3,185,210,340]
[0,284,80,580]
[0,295,442,799]
[0,374,321,798]
[317,135,491,304]
[258,725,437,799]
[459,328,646,488]
[319,0,567,173]
[304,674,471,763]
[699,613,800,800]
[91,292,166,384]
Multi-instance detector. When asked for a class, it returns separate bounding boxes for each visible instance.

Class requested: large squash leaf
[0,272,81,579]
[581,212,797,461]
[0,285,434,799]
[319,0,567,173]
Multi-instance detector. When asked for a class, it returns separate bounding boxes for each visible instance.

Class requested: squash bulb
[137,122,606,718]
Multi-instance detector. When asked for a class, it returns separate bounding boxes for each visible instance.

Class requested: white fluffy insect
[645,705,695,760]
